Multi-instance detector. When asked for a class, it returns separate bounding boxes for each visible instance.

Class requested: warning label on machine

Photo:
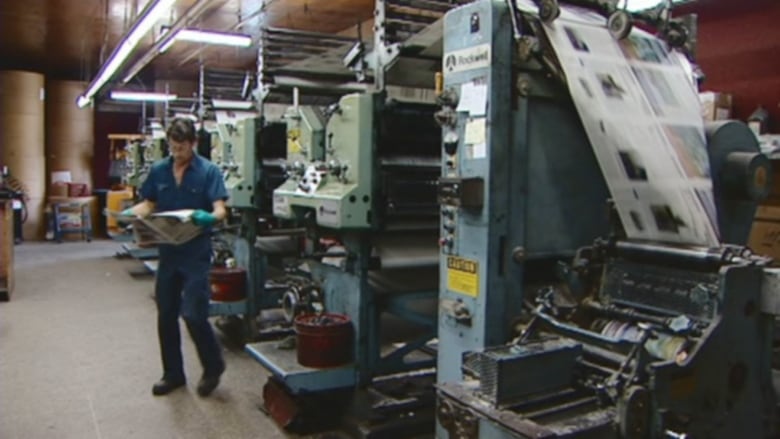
[287,128,301,155]
[447,256,479,297]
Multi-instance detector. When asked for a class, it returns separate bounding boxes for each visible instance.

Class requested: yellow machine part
[106,189,134,233]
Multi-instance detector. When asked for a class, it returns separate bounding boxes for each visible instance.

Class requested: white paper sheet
[51,171,72,183]
[215,110,259,126]
[456,82,488,116]
[464,118,487,144]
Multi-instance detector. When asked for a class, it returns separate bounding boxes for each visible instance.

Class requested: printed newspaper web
[516,0,719,247]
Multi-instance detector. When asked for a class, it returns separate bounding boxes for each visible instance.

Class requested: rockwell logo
[445,54,457,71]
[317,201,340,226]
[319,205,338,216]
[443,44,491,74]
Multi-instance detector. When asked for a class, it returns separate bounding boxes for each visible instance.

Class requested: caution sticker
[447,256,479,297]
[287,128,301,155]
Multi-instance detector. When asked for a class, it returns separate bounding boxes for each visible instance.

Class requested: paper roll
[46,80,94,190]
[22,197,46,241]
[0,71,46,239]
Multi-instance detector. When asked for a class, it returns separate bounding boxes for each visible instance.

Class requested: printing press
[434,1,779,438]
[204,101,310,337]
[244,0,469,434]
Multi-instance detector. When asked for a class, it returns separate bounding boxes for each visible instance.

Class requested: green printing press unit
[122,0,780,438]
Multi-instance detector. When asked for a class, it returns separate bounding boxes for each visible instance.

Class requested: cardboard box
[762,159,780,207]
[67,183,89,197]
[50,182,69,197]
[47,196,98,237]
[749,220,780,263]
[755,205,780,221]
[57,212,82,229]
[699,91,732,121]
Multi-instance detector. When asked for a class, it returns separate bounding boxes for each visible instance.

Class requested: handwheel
[617,385,650,438]
[538,0,560,23]
[608,10,633,40]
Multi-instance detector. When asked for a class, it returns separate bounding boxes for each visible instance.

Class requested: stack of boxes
[699,91,733,122]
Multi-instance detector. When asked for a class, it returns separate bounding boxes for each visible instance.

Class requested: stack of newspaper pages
[114,209,204,245]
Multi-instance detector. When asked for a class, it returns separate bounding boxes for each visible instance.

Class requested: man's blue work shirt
[139,153,228,257]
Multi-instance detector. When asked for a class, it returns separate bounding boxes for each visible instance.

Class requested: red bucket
[294,313,353,368]
[208,267,247,302]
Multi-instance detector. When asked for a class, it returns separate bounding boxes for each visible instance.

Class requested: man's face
[169,138,194,163]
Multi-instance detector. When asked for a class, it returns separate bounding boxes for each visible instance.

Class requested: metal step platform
[142,260,158,273]
[120,243,158,260]
[209,299,248,317]
[245,341,356,394]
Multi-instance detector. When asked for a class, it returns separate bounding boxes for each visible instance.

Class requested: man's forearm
[129,200,155,218]
[212,204,227,221]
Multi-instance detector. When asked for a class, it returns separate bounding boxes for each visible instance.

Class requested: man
[123,118,227,397]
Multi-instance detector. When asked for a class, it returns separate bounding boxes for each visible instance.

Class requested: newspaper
[113,209,204,245]
[516,1,720,247]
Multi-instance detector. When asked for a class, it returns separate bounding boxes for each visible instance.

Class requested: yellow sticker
[287,128,301,154]
[447,256,479,297]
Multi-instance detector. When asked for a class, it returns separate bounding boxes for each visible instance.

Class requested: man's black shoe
[197,368,224,397]
[152,378,186,396]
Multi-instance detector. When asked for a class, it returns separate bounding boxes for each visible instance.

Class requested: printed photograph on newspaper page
[516,0,719,247]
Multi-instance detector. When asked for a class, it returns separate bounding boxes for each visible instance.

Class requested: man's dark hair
[166,117,197,143]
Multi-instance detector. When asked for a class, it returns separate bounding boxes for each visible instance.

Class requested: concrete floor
[0,240,299,439]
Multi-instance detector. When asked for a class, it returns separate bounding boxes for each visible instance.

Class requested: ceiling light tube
[76,0,177,108]
[120,0,216,85]
[159,36,177,53]
[211,99,254,110]
[110,91,178,102]
[173,112,198,121]
[175,29,252,47]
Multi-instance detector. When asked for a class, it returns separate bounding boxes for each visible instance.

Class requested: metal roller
[613,240,743,267]
[706,120,771,244]
[372,231,440,269]
[707,120,771,202]
[255,235,299,256]
[368,267,439,295]
[595,318,689,363]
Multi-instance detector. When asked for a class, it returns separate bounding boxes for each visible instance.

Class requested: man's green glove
[120,208,135,217]
[191,209,218,226]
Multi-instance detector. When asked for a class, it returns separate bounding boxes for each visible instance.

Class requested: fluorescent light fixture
[212,99,254,110]
[76,0,176,108]
[175,29,252,47]
[626,0,684,11]
[157,27,177,53]
[110,91,178,102]
[159,36,177,53]
[158,29,252,54]
[173,112,198,121]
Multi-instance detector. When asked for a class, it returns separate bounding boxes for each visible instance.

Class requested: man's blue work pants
[155,245,224,382]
